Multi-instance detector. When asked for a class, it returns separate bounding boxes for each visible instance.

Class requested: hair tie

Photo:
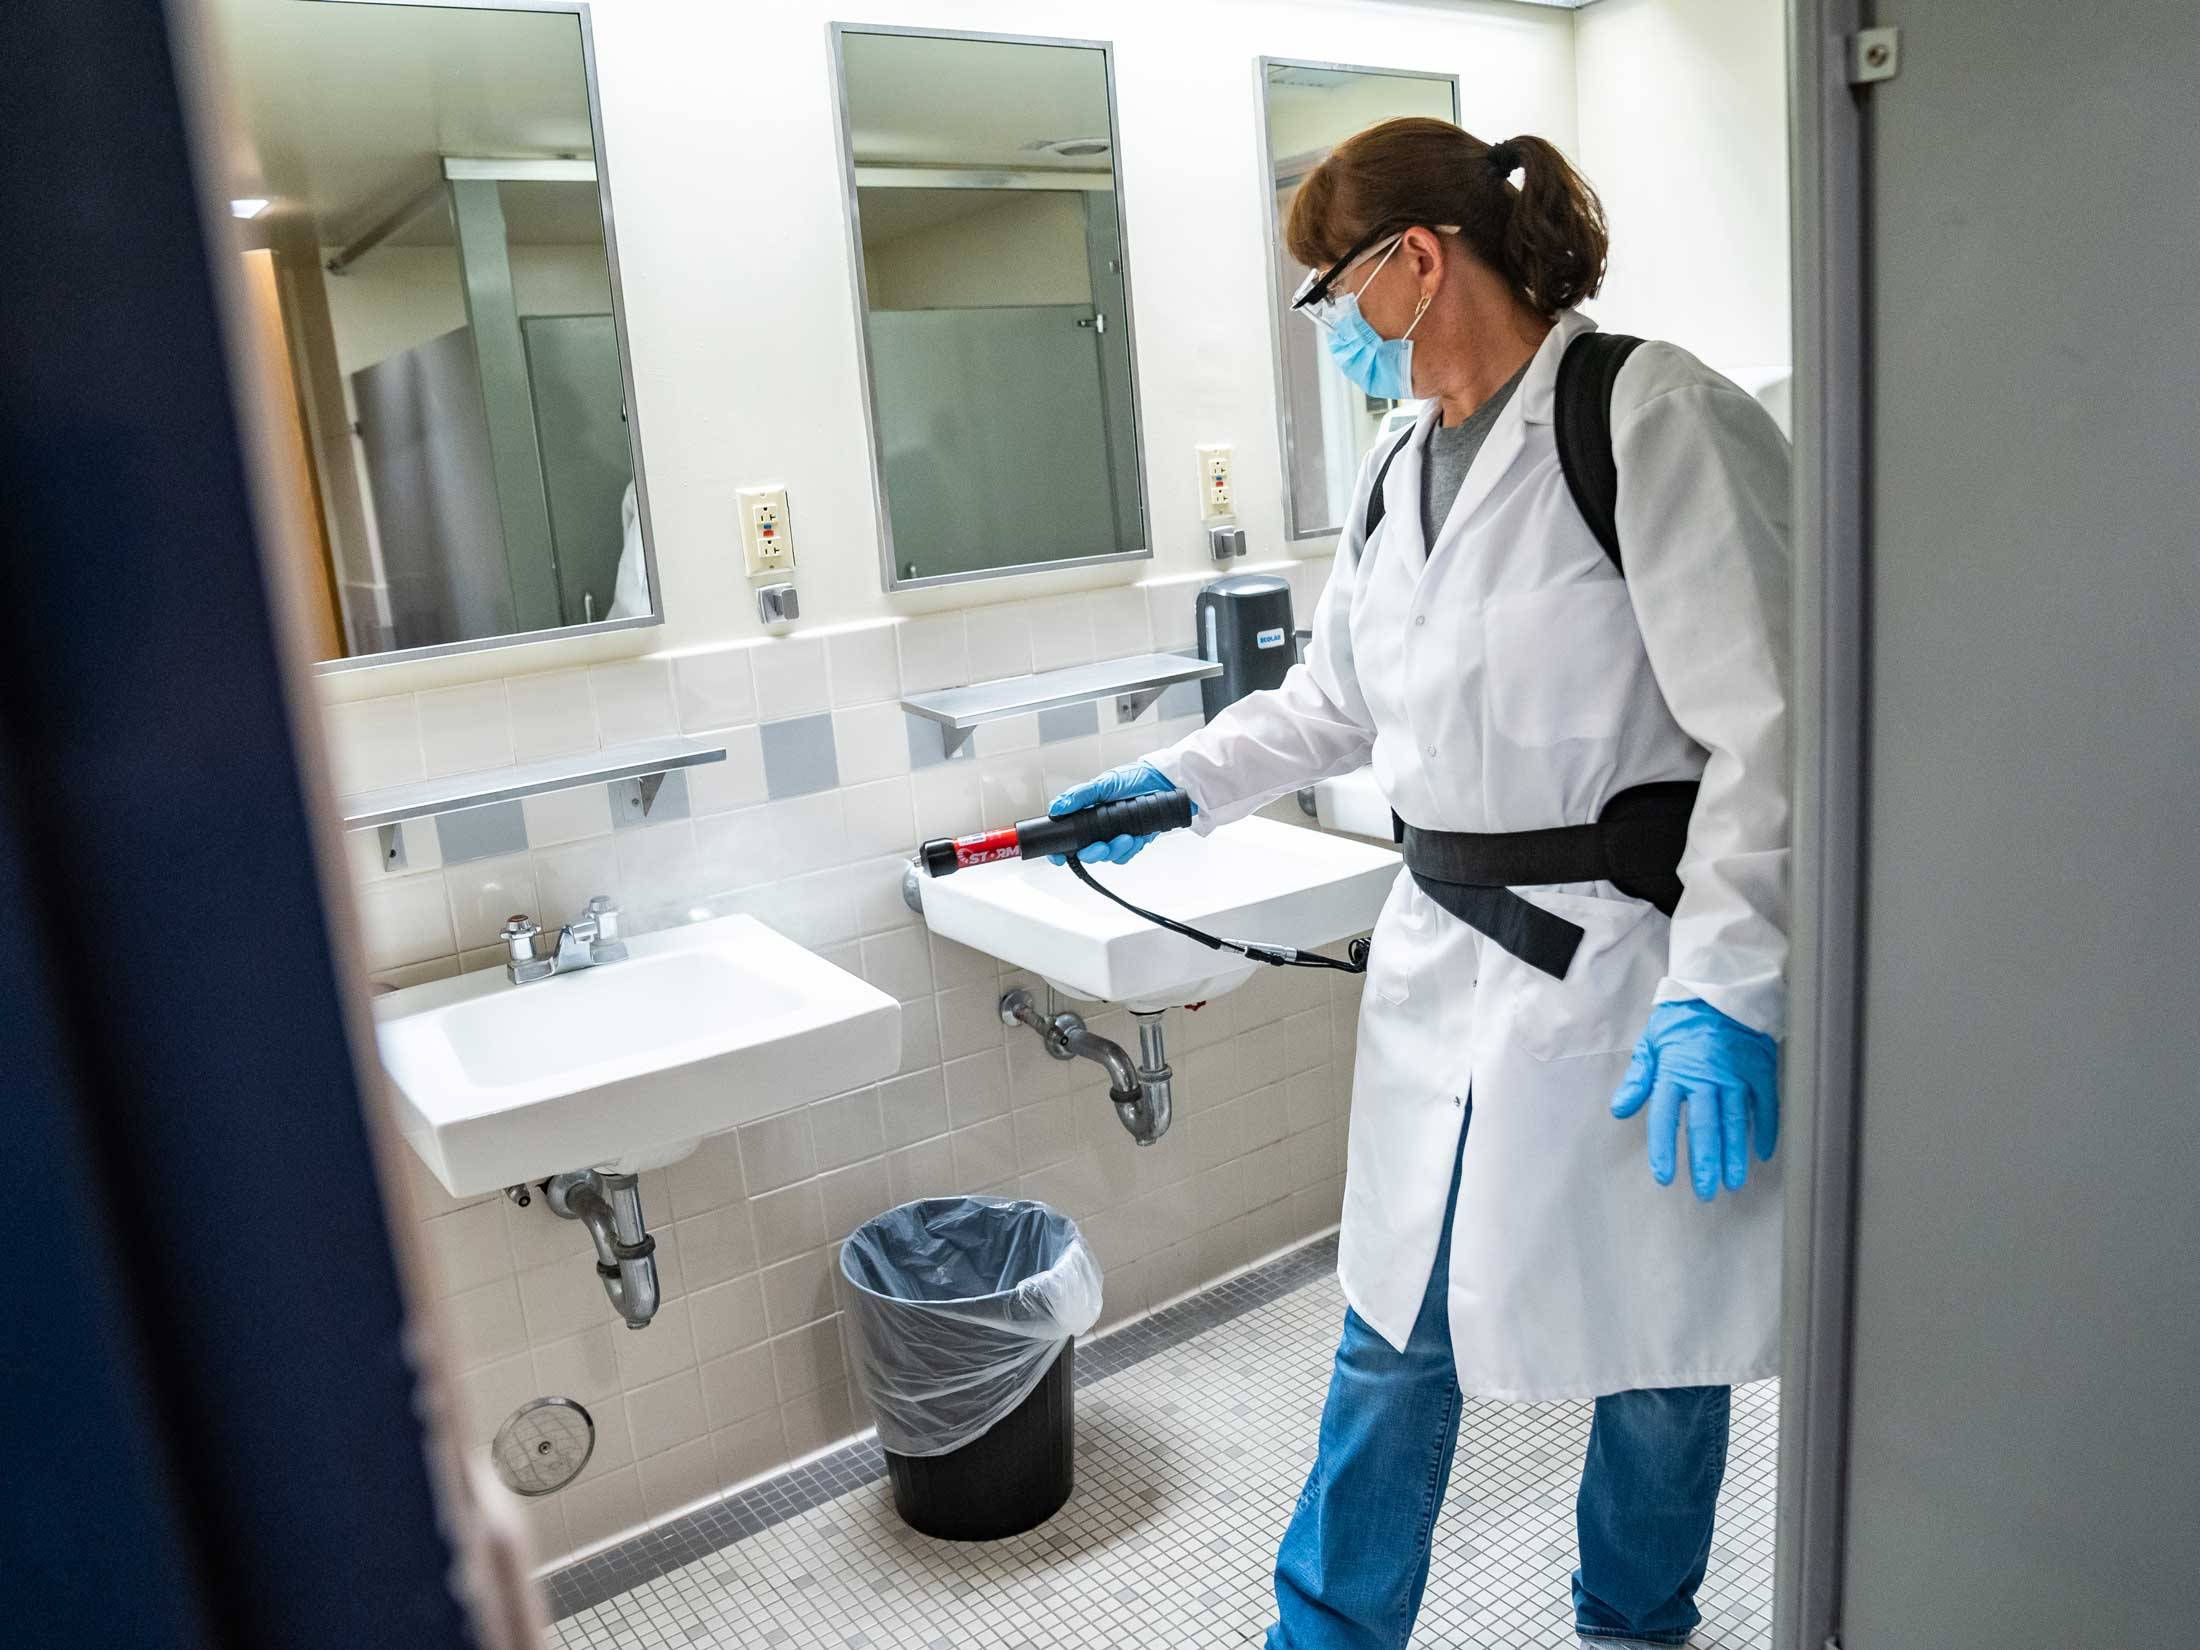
[1486,141,1523,178]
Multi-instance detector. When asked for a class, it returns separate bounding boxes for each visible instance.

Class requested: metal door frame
[1776,3,1871,1647]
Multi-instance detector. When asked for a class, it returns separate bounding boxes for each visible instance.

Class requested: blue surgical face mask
[1310,236,1431,400]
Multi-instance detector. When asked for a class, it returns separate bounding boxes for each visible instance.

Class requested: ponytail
[1284,117,1608,318]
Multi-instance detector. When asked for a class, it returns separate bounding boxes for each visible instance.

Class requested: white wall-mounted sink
[917,816,1399,1011]
[374,915,899,1197]
[1309,766,1395,841]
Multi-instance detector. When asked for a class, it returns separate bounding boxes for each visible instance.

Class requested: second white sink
[917,815,1399,1011]
[376,914,900,1197]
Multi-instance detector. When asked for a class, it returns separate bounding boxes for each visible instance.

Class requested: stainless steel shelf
[900,653,1219,756]
[337,735,726,837]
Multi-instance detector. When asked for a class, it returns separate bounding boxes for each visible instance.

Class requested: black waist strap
[1397,781,1698,980]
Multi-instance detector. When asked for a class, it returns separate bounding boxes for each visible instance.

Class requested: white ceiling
[839,31,1114,174]
[210,0,598,245]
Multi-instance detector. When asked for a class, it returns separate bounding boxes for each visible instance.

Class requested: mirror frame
[828,22,1153,593]
[301,0,663,674]
[1255,57,1461,543]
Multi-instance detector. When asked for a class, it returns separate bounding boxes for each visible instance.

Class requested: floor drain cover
[492,1397,595,1497]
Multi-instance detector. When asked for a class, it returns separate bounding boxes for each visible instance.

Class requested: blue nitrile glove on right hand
[1046,762,1193,865]
[1610,998,1780,1202]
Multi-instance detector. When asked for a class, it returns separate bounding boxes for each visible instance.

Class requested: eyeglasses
[1290,222,1460,325]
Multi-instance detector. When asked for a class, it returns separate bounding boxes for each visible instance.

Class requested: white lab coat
[1148,309,1791,1399]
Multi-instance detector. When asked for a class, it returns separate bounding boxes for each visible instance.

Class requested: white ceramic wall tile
[1148,579,1200,651]
[636,1433,720,1521]
[758,1248,836,1334]
[506,668,600,761]
[944,1049,1011,1127]
[769,1317,846,1400]
[963,603,1035,683]
[699,1343,777,1429]
[837,776,916,861]
[355,872,459,972]
[561,1465,643,1554]
[688,1274,769,1363]
[327,695,423,793]
[589,660,678,746]
[824,624,899,706]
[878,1068,949,1152]
[737,1110,815,1195]
[908,763,981,839]
[895,613,968,694]
[673,649,757,733]
[829,702,910,786]
[625,1368,708,1459]
[807,1089,884,1173]
[520,782,615,848]
[414,681,514,780]
[1088,586,1153,659]
[445,852,540,951]
[454,1350,539,1448]
[710,1410,787,1489]
[747,1183,827,1267]
[749,636,830,720]
[675,1203,759,1294]
[1025,595,1096,668]
[683,723,766,816]
[530,838,621,930]
[816,1157,889,1240]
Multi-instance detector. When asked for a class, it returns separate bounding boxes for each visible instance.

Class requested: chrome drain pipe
[1001,989,1174,1146]
[544,1168,660,1328]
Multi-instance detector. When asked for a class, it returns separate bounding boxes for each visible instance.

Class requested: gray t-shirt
[1419,359,1530,547]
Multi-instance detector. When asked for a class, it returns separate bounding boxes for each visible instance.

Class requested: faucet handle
[585,894,621,942]
[501,914,543,961]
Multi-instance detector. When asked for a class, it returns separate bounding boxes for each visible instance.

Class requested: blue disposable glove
[1610,999,1780,1201]
[1045,761,1193,865]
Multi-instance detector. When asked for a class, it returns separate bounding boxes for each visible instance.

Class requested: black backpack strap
[1553,330,1643,573]
[1354,428,1415,565]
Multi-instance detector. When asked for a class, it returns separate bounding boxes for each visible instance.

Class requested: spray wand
[919,790,1368,976]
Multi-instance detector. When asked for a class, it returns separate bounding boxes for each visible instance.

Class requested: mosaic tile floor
[546,1241,1776,1650]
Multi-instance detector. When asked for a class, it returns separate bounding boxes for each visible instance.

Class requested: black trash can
[840,1197,1101,1541]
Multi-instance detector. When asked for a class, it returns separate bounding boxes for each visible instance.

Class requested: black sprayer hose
[1064,856,1368,975]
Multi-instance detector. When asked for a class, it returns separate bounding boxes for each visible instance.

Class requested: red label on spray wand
[951,828,1022,869]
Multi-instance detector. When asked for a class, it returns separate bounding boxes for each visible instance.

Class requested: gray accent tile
[1157,677,1206,720]
[432,799,527,865]
[904,711,973,770]
[609,767,689,829]
[1035,701,1099,744]
[760,713,841,799]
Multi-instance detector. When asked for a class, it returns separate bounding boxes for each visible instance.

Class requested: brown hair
[1285,117,1608,317]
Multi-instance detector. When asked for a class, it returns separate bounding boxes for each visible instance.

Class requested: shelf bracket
[609,770,670,824]
[376,823,407,871]
[1115,687,1166,725]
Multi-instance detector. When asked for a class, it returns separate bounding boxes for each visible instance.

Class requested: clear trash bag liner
[840,1197,1103,1458]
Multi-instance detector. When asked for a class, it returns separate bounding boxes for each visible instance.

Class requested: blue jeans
[1268,1110,1731,1649]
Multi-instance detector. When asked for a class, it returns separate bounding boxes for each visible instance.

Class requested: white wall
[1572,0,1791,390]
[321,243,615,375]
[538,0,1577,663]
[861,189,1092,311]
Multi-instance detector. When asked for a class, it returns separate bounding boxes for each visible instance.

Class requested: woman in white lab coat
[1053,119,1789,1648]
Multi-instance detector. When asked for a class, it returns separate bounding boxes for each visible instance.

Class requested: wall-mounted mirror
[213,0,657,670]
[832,26,1148,589]
[1258,59,1459,541]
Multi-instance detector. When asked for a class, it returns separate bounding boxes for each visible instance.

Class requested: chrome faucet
[501,894,629,985]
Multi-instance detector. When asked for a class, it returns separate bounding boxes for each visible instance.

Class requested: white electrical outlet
[1197,444,1235,521]
[737,485,794,576]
